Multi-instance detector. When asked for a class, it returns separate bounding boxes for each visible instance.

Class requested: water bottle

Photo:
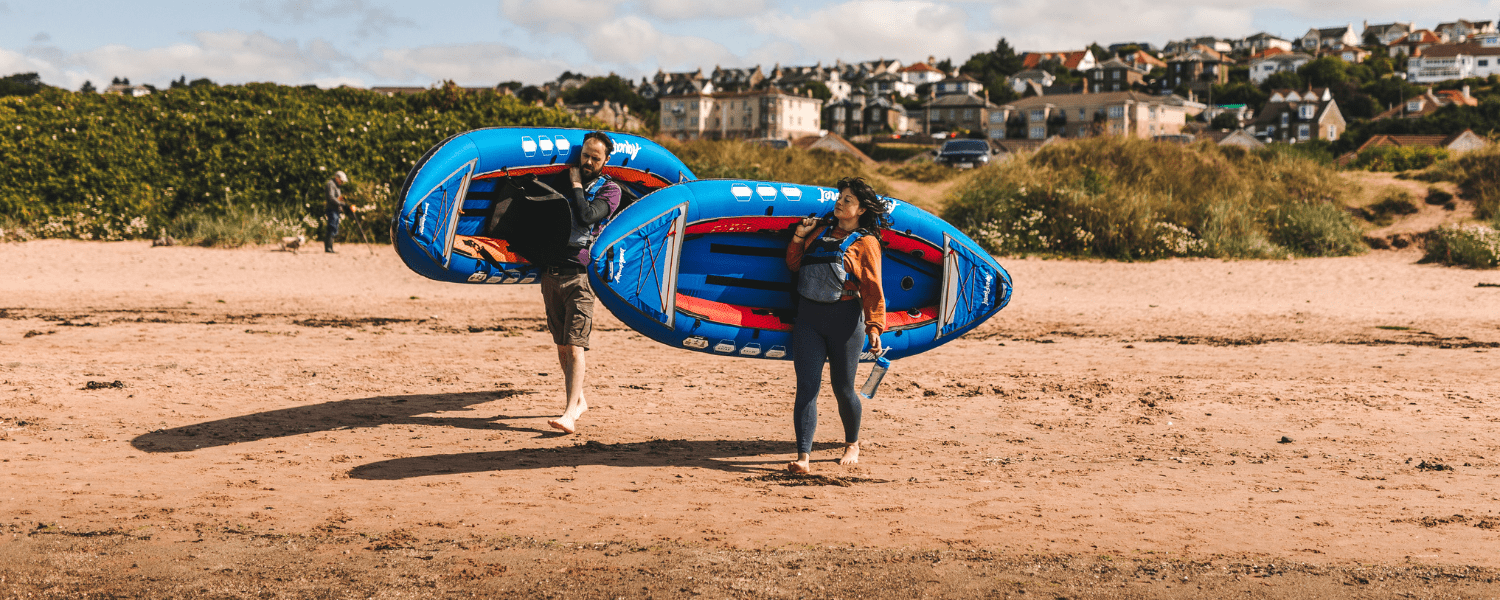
[859,356,891,399]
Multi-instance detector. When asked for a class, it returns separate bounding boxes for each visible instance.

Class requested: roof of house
[791,132,877,164]
[1436,19,1494,31]
[1351,131,1484,154]
[1022,50,1091,70]
[900,62,944,74]
[925,92,1000,108]
[1169,45,1228,62]
[1364,22,1412,35]
[1314,25,1352,37]
[1001,91,1186,110]
[1121,50,1167,69]
[1246,32,1288,41]
[1248,88,1341,128]
[1391,30,1443,46]
[1009,69,1053,80]
[1419,42,1500,57]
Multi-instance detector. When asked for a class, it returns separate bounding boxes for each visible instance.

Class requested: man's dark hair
[583,131,615,156]
[836,177,891,233]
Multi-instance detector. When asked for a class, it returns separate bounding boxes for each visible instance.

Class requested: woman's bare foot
[787,453,812,474]
[839,441,860,466]
[547,398,587,434]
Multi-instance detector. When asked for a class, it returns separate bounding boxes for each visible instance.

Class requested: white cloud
[73,31,353,86]
[499,0,625,33]
[639,0,769,20]
[584,15,737,71]
[243,0,415,39]
[364,43,573,86]
[753,1,983,63]
[990,0,1254,51]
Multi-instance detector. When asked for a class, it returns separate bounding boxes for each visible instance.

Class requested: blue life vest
[566,174,614,249]
[797,226,865,303]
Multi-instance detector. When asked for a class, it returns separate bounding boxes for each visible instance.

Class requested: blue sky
[1,0,1494,89]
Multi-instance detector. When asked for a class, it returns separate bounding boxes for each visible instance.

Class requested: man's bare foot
[547,398,587,434]
[839,441,860,466]
[786,460,811,474]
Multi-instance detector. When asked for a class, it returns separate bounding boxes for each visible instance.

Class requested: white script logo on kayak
[819,189,837,203]
[613,140,641,161]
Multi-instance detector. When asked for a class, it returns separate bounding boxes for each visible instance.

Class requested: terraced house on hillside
[658,89,823,141]
[994,92,1195,140]
[1247,88,1346,143]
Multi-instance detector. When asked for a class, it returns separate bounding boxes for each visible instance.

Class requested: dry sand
[2,239,1499,598]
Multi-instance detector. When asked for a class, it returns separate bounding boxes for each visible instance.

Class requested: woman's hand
[866,327,883,354]
[793,217,819,241]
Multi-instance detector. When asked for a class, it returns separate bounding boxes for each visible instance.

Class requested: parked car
[934,139,995,169]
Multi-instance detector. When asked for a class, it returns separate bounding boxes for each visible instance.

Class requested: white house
[1407,43,1500,83]
[1300,24,1360,50]
[1248,49,1314,84]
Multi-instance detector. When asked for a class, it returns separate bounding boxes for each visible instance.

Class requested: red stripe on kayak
[675,293,936,332]
[470,165,671,189]
[472,165,566,179]
[685,217,942,264]
[880,230,942,265]
[685,216,803,235]
[885,306,937,330]
[675,294,793,331]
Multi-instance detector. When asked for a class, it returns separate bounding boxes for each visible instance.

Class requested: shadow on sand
[130,390,559,453]
[347,439,850,480]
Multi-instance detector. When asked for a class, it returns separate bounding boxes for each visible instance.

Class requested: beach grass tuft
[943,136,1365,260]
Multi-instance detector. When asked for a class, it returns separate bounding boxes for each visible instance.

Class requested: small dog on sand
[280,235,307,253]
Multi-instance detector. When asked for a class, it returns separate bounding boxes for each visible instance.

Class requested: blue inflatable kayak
[392,127,696,284]
[588,179,1012,361]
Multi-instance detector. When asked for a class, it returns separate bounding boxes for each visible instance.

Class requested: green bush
[863,143,933,162]
[1425,186,1454,205]
[1267,201,1367,257]
[1448,147,1500,220]
[880,160,960,183]
[1358,188,1420,226]
[1351,146,1451,172]
[1422,225,1500,268]
[0,82,591,242]
[944,136,1363,259]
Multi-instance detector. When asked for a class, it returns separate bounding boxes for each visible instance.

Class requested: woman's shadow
[129,390,820,478]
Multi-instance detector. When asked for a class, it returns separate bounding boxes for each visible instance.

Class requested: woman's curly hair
[836,177,891,234]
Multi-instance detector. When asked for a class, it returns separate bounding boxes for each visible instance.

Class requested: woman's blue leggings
[791,296,863,455]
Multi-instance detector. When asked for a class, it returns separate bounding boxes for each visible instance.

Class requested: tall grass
[944,136,1365,259]
[664,139,890,194]
[1412,145,1500,220]
[167,203,309,248]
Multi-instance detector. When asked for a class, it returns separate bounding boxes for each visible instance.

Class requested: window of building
[1280,113,1289,126]
[990,112,1004,123]
[1078,108,1086,119]
[1264,65,1275,71]
[1481,59,1490,66]
[1029,125,1046,139]
[1094,71,1102,79]
[1266,125,1275,136]
[1029,109,1044,121]
[1148,106,1157,119]
[1299,105,1315,119]
[1328,125,1337,140]
[1107,105,1124,118]
[1112,71,1121,79]
[948,109,956,120]
[1298,124,1310,139]
[963,109,973,120]
[1407,100,1422,112]
[1111,84,1119,91]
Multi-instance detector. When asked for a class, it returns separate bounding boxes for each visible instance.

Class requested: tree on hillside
[564,74,649,114]
[1087,42,1110,63]
[959,38,1024,100]
[1361,76,1423,110]
[1262,70,1303,90]
[1299,56,1349,87]
[79,80,96,93]
[0,72,44,97]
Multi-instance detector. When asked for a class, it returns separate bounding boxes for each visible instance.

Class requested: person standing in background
[324,170,353,253]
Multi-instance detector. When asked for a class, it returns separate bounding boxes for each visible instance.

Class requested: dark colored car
[935,139,995,169]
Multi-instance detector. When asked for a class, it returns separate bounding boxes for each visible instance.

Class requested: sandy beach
[2,239,1498,598]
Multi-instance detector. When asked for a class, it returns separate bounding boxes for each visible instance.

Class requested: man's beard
[581,165,604,181]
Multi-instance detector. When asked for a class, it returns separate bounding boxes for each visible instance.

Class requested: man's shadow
[130,390,558,453]
[347,438,849,480]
